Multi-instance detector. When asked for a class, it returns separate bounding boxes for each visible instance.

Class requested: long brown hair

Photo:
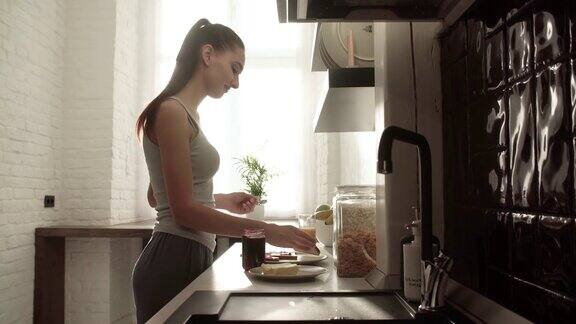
[136,18,244,138]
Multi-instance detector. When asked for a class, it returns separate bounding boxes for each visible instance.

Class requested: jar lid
[243,228,265,238]
[334,185,375,193]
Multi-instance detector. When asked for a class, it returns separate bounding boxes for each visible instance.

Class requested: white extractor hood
[313,68,375,133]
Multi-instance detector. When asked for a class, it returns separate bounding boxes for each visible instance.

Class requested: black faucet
[377,126,433,262]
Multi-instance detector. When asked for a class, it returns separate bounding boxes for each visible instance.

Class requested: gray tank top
[143,96,220,252]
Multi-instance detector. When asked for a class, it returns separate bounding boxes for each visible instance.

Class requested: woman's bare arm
[153,101,316,252]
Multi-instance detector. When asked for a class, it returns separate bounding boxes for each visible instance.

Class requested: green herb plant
[235,155,273,205]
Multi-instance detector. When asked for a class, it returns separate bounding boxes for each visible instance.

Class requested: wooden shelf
[35,219,154,238]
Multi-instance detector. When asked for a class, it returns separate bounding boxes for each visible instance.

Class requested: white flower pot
[247,204,265,220]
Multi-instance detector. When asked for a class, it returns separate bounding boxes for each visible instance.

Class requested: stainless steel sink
[220,293,413,321]
[167,291,442,323]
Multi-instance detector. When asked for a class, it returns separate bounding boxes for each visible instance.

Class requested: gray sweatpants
[132,232,213,323]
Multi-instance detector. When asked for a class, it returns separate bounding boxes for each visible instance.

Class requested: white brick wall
[109,238,141,324]
[110,1,144,323]
[1,0,150,322]
[63,0,148,322]
[0,1,66,323]
[111,0,140,225]
[66,238,111,324]
[62,0,115,226]
[63,0,116,322]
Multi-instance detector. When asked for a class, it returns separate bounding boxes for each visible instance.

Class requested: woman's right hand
[265,224,319,255]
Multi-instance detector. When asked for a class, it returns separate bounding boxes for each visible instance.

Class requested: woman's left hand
[215,192,259,214]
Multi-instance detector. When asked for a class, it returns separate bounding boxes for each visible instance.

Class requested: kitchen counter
[148,243,376,323]
[148,241,473,323]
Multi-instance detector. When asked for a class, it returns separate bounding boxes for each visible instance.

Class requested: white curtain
[154,0,324,218]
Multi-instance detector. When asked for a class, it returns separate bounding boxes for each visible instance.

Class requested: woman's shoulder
[155,99,190,122]
[154,100,191,130]
[155,99,198,138]
[157,99,185,115]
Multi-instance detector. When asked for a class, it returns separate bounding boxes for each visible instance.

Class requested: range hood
[313,68,374,133]
[277,0,474,26]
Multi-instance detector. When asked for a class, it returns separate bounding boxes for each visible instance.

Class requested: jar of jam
[242,228,265,271]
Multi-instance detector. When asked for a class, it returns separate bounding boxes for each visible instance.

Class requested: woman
[132,18,317,323]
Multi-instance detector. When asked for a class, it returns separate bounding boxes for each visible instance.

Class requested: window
[156,0,319,218]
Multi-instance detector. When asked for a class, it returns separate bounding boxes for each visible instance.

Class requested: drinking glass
[297,213,316,239]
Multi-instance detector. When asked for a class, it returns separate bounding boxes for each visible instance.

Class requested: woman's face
[203,45,245,98]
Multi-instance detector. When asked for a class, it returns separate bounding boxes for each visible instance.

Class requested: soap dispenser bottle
[403,219,422,302]
[400,207,440,301]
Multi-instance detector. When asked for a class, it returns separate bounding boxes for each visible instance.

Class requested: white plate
[320,37,339,69]
[337,22,374,61]
[266,253,328,265]
[248,265,327,280]
[320,22,374,68]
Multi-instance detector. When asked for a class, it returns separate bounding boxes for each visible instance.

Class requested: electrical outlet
[44,195,55,208]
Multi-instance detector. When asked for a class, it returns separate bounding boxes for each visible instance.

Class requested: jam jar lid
[243,228,265,238]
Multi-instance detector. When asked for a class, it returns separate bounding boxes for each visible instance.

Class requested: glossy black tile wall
[513,278,576,324]
[512,213,537,280]
[469,93,507,153]
[532,0,568,68]
[446,207,482,289]
[486,31,506,91]
[470,149,508,207]
[538,216,576,297]
[442,0,576,321]
[571,5,576,56]
[572,60,576,113]
[508,79,537,208]
[535,63,572,214]
[508,17,532,80]
[484,211,512,270]
[443,58,469,206]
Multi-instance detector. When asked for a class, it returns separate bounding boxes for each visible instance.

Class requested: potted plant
[235,155,273,220]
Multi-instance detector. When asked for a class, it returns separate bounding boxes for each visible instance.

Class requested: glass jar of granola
[333,185,377,277]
